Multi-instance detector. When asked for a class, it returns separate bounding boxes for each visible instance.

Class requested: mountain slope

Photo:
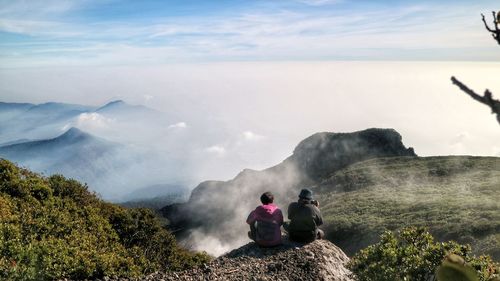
[161,128,416,255]
[316,156,500,259]
[0,159,209,280]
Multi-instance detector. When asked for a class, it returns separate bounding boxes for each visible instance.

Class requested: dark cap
[298,188,313,200]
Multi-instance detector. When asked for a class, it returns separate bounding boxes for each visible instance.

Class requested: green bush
[0,159,210,280]
[348,226,499,281]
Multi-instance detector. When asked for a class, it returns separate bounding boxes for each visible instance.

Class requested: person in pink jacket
[246,192,284,247]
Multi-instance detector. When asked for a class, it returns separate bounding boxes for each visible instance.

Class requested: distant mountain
[96,99,163,122]
[119,183,189,209]
[96,100,150,113]
[0,138,32,147]
[120,183,188,202]
[0,101,34,113]
[0,102,35,132]
[24,102,96,115]
[0,127,114,161]
[0,100,167,144]
[0,99,189,200]
[0,127,121,195]
[0,101,97,143]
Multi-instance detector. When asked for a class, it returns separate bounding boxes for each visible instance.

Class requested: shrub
[0,159,211,280]
[348,226,499,281]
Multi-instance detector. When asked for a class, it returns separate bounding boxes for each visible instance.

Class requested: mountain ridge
[161,128,417,256]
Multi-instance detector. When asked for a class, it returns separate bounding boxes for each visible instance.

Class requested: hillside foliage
[348,227,499,281]
[318,156,500,260]
[0,159,210,281]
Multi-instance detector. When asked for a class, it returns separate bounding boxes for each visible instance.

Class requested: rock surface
[145,239,353,281]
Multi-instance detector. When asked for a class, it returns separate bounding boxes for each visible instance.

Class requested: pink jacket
[246,203,283,246]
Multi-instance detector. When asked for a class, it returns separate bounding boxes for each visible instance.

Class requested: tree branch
[451,76,500,124]
[482,13,494,32]
[493,11,499,32]
[481,11,500,45]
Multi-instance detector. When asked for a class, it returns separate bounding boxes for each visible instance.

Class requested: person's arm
[314,206,323,226]
[246,210,257,225]
[277,209,284,225]
[287,203,295,220]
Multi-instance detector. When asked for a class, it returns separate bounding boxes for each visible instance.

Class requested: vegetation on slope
[318,156,500,260]
[348,226,499,281]
[0,159,210,281]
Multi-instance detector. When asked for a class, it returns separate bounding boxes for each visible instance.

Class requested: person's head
[298,188,313,201]
[260,191,274,205]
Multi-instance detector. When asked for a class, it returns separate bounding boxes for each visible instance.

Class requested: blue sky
[0,0,499,67]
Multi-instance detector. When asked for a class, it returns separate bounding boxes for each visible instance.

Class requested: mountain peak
[105,100,126,106]
[97,100,127,111]
[58,127,91,141]
[290,128,416,181]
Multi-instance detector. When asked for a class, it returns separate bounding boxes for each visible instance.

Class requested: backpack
[256,220,278,241]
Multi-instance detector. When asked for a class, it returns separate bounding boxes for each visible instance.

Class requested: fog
[0,61,499,201]
[168,128,417,256]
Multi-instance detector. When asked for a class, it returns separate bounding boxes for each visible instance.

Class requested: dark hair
[260,192,274,205]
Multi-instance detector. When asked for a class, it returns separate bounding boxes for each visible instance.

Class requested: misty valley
[0,106,499,280]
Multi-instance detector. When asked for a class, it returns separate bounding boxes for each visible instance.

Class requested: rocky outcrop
[145,239,353,281]
[290,128,416,181]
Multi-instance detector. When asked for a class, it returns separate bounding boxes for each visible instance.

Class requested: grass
[317,156,500,260]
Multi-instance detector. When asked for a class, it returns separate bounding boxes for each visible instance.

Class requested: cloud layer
[1,0,499,67]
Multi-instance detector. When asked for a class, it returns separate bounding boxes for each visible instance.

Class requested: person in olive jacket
[286,188,324,243]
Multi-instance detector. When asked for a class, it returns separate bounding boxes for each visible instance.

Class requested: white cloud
[168,122,187,129]
[76,112,115,130]
[143,94,154,102]
[206,145,226,155]
[242,131,265,141]
[61,123,71,132]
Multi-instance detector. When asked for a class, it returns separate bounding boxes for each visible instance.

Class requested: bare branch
[481,11,500,45]
[482,13,494,32]
[451,76,500,125]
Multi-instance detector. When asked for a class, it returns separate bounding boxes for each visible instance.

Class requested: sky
[1,0,500,67]
[0,1,499,186]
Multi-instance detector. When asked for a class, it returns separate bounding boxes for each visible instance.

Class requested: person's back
[246,192,283,247]
[287,188,324,243]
